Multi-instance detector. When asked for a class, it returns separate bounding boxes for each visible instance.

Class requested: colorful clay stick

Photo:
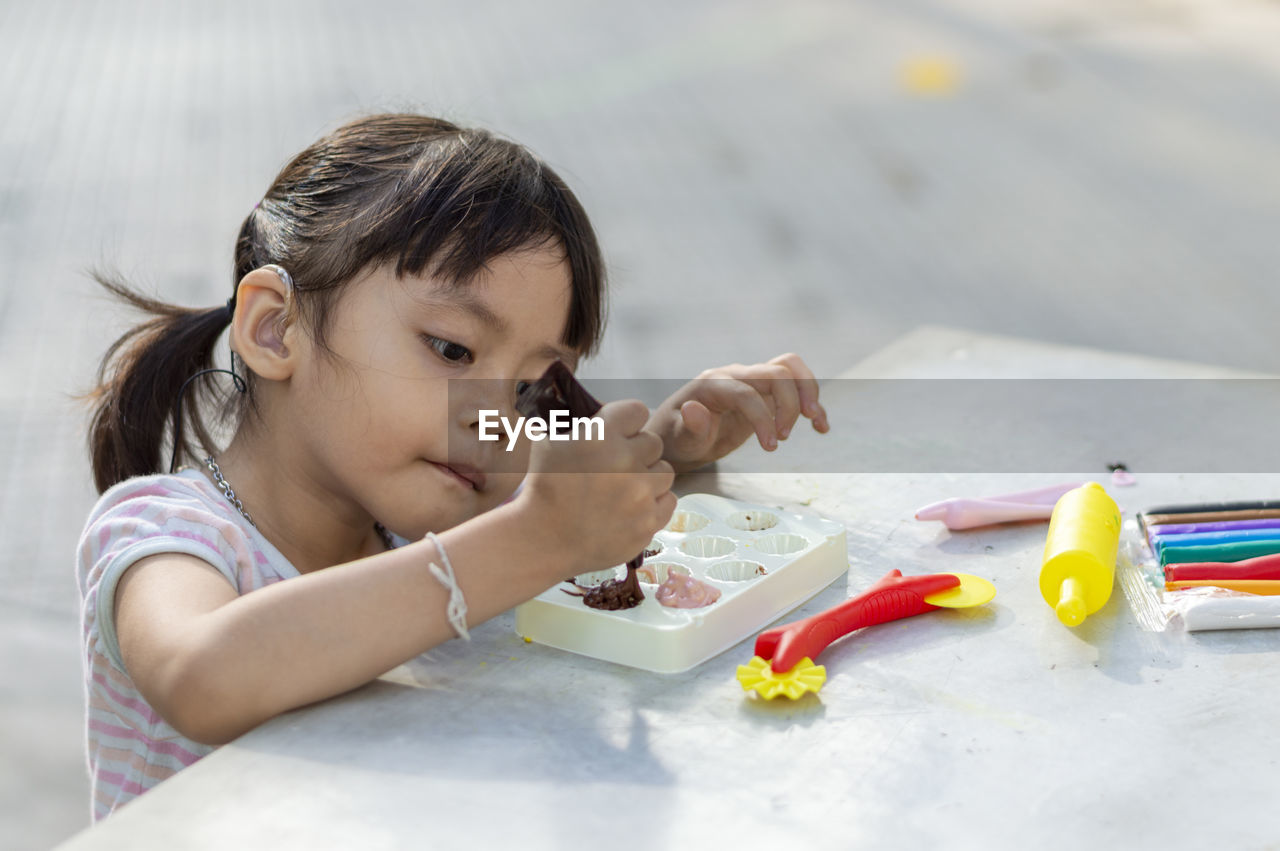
[1159,539,1280,567]
[1140,503,1280,538]
[1143,499,1280,516]
[1149,528,1280,554]
[1152,519,1280,536]
[1142,509,1280,530]
[1164,552,1280,583]
[1166,579,1280,595]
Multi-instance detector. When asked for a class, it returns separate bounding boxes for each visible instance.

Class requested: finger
[653,489,678,531]
[768,353,827,430]
[811,400,830,433]
[601,399,651,437]
[733,364,802,439]
[646,459,676,495]
[699,378,779,450]
[672,400,713,449]
[635,430,665,467]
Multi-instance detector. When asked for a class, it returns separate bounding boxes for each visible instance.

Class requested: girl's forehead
[382,255,580,362]
[398,253,571,313]
[401,244,571,297]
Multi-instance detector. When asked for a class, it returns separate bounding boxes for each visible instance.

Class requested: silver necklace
[201,455,394,549]
[204,456,255,527]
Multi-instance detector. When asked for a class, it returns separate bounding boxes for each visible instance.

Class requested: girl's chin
[379,498,502,540]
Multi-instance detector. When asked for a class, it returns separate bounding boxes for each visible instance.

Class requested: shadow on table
[1055,590,1186,683]
[228,649,688,847]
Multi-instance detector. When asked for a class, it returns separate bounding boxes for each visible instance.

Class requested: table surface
[60,327,1280,850]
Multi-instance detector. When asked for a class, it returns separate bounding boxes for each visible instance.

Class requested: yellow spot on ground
[901,56,960,96]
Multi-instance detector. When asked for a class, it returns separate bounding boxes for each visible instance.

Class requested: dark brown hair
[86,113,607,493]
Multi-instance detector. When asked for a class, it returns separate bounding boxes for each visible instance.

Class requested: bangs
[354,131,606,355]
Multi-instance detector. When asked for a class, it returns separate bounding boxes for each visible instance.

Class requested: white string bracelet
[423,531,470,641]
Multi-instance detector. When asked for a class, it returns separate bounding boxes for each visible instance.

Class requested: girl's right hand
[517,399,676,576]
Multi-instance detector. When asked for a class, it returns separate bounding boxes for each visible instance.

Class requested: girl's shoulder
[77,470,300,599]
[85,469,241,529]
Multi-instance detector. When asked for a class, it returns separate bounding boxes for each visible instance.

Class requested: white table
[59,327,1280,850]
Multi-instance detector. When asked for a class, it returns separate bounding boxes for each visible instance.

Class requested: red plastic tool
[757,569,961,674]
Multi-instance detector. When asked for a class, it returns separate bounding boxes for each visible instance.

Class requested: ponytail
[85,269,238,493]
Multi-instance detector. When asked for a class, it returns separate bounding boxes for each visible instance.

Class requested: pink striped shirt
[76,470,301,821]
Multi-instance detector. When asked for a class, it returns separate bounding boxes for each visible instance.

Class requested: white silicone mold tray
[515,493,848,673]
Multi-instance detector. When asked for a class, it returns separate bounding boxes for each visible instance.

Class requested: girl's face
[287,244,578,538]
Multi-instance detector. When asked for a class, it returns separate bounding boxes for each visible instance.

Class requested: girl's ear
[230,267,298,381]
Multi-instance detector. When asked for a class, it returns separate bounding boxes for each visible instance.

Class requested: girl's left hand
[645,352,830,474]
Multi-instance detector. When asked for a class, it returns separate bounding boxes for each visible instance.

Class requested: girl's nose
[454,377,519,431]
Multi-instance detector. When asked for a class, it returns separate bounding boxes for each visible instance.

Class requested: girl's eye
[422,335,473,364]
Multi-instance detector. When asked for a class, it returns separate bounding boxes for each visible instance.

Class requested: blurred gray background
[4,0,1280,846]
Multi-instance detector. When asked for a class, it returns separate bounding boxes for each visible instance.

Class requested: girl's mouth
[429,460,486,491]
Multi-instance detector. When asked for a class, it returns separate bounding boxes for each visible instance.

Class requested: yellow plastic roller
[1039,482,1121,627]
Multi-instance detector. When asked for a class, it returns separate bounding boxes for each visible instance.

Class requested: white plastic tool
[515,493,849,673]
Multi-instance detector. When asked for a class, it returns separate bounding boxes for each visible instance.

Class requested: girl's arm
[115,402,675,745]
[117,500,550,744]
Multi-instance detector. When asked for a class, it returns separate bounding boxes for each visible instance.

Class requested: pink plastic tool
[914,481,1085,530]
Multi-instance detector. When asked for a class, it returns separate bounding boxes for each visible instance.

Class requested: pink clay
[655,573,722,609]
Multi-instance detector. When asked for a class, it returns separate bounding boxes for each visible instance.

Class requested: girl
[78,113,829,821]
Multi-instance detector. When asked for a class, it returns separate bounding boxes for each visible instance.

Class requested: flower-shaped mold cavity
[665,510,710,533]
[642,539,664,558]
[707,560,768,582]
[574,567,621,586]
[726,510,779,532]
[680,536,736,558]
[635,562,689,585]
[752,534,809,556]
